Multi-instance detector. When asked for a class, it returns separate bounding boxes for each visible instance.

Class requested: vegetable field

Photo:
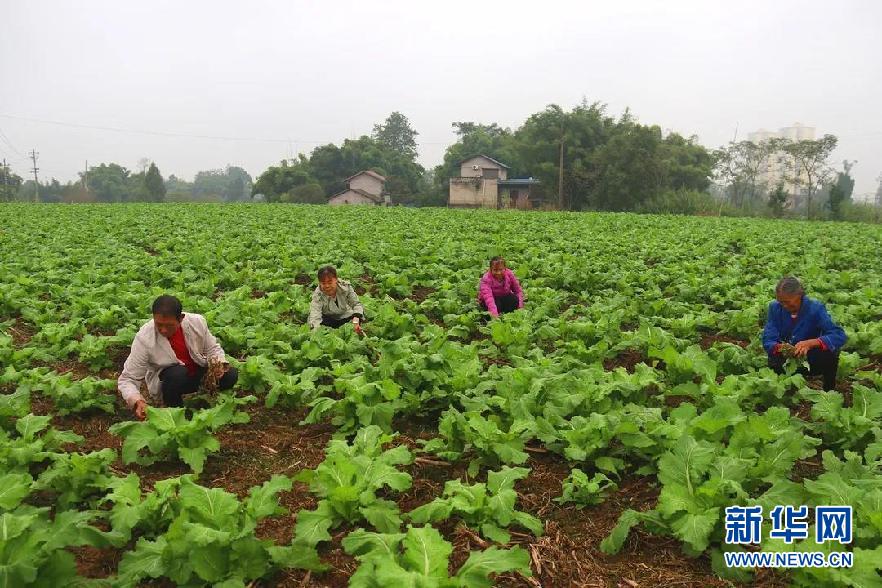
[2,204,882,587]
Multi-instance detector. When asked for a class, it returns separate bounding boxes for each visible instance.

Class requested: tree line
[252,104,714,211]
[2,102,877,221]
[713,136,864,220]
[253,103,869,220]
[0,162,252,203]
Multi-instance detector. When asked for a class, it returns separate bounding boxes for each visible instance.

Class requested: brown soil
[51,358,93,380]
[602,350,646,373]
[62,392,764,587]
[409,285,437,304]
[8,317,37,346]
[69,545,125,578]
[482,355,513,368]
[107,347,130,374]
[791,453,825,483]
[790,400,813,422]
[29,394,55,417]
[559,296,582,313]
[355,273,378,296]
[295,273,312,286]
[52,409,125,453]
[663,395,694,408]
[252,289,267,299]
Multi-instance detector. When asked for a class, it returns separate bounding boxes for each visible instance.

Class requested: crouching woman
[308,265,365,334]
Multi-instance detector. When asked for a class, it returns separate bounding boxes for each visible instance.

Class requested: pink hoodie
[477,268,524,317]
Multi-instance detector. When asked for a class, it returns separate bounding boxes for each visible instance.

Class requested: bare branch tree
[777,134,838,218]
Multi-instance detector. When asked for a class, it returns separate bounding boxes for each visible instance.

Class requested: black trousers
[479,293,519,315]
[320,313,362,328]
[768,349,839,391]
[159,364,239,407]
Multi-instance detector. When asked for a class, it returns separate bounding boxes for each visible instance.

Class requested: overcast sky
[1,0,880,199]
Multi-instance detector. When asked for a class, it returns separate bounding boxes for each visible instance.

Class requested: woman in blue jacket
[762,277,847,390]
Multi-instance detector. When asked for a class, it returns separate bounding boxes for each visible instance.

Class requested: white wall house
[448,155,542,209]
[328,170,389,206]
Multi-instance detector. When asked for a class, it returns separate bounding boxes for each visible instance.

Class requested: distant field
[2,203,881,586]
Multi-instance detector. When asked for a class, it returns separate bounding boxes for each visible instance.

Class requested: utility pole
[83,160,89,190]
[1,158,7,201]
[875,172,882,207]
[29,149,39,202]
[558,140,564,210]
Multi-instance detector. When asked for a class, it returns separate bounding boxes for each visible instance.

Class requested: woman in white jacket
[117,295,237,419]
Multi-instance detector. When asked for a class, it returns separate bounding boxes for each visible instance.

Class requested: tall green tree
[768,183,789,217]
[252,157,318,203]
[87,163,131,202]
[586,122,667,211]
[514,101,615,210]
[308,144,346,195]
[193,169,229,199]
[0,164,23,202]
[826,160,855,220]
[144,162,166,202]
[659,133,715,193]
[372,111,419,160]
[222,166,252,201]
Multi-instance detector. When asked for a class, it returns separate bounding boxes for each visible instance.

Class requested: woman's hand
[133,399,147,421]
[793,338,821,356]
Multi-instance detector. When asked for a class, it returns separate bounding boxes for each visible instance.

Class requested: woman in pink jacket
[477,256,524,317]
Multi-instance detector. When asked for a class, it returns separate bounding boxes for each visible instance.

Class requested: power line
[0,113,324,145]
[0,126,28,159]
[0,113,451,146]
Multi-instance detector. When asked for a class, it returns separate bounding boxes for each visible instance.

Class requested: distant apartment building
[747,123,816,206]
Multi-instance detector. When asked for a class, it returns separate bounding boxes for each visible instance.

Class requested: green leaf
[15,413,51,440]
[480,523,511,544]
[0,473,32,509]
[400,525,451,578]
[600,509,643,555]
[118,536,168,583]
[670,509,720,553]
[178,445,209,474]
[294,503,335,547]
[408,500,455,524]
[455,545,532,587]
[268,542,328,572]
[245,475,292,520]
[188,543,228,582]
[342,528,406,558]
[486,466,530,494]
[360,500,403,534]
[657,436,716,497]
[180,479,239,522]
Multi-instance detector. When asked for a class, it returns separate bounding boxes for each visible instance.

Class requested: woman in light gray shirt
[307,265,365,333]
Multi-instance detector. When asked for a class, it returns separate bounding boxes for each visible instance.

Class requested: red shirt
[168,324,198,376]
